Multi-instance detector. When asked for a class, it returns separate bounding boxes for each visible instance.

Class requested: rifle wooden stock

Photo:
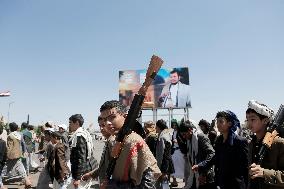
[257,104,284,165]
[106,55,163,180]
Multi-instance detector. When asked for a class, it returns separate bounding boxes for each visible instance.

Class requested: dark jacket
[176,131,188,155]
[70,136,97,180]
[0,139,7,175]
[145,133,158,157]
[194,133,215,184]
[213,133,248,189]
[185,132,215,189]
[93,136,115,181]
[161,140,175,175]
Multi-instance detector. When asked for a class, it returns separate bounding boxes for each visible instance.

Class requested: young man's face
[100,108,126,135]
[170,72,180,84]
[41,127,45,132]
[216,117,231,134]
[69,120,79,133]
[44,133,51,142]
[181,128,193,140]
[143,126,149,135]
[155,126,161,134]
[246,112,267,134]
[171,123,178,130]
[59,127,65,133]
[199,125,208,134]
[50,136,58,145]
[99,119,111,138]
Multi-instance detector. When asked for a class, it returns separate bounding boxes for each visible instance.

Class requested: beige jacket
[112,132,161,185]
[7,133,22,160]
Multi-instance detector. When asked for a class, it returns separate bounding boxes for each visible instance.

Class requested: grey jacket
[93,136,115,181]
[156,129,175,175]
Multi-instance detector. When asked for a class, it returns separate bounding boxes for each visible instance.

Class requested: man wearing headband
[210,110,249,189]
[246,100,284,189]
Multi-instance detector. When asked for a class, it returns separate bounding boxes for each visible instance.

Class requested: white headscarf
[9,131,22,141]
[248,100,274,121]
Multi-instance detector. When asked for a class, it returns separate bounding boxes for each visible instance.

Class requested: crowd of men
[0,99,283,189]
[84,99,284,189]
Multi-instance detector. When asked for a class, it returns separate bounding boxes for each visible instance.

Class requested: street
[3,139,184,188]
[3,140,104,189]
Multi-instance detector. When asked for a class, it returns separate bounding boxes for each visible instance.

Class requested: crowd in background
[0,99,283,189]
[82,99,284,189]
[0,114,98,189]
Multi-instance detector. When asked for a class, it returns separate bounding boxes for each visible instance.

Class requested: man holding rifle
[99,100,161,188]
[246,100,284,189]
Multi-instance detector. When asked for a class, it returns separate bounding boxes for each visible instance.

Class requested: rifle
[106,55,164,180]
[27,114,30,125]
[257,104,284,164]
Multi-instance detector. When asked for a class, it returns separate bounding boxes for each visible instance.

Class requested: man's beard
[171,81,178,85]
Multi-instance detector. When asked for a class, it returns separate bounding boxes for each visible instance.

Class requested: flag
[0,91,10,97]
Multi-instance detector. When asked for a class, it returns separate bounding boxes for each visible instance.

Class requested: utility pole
[7,101,15,124]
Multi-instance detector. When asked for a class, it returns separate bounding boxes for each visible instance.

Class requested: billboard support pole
[168,108,173,128]
[138,116,142,124]
[153,108,157,123]
[184,108,189,121]
[142,107,190,126]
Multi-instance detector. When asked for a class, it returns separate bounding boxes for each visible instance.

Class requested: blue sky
[0,0,283,128]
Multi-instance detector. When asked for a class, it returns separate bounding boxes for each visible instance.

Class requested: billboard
[119,67,191,109]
